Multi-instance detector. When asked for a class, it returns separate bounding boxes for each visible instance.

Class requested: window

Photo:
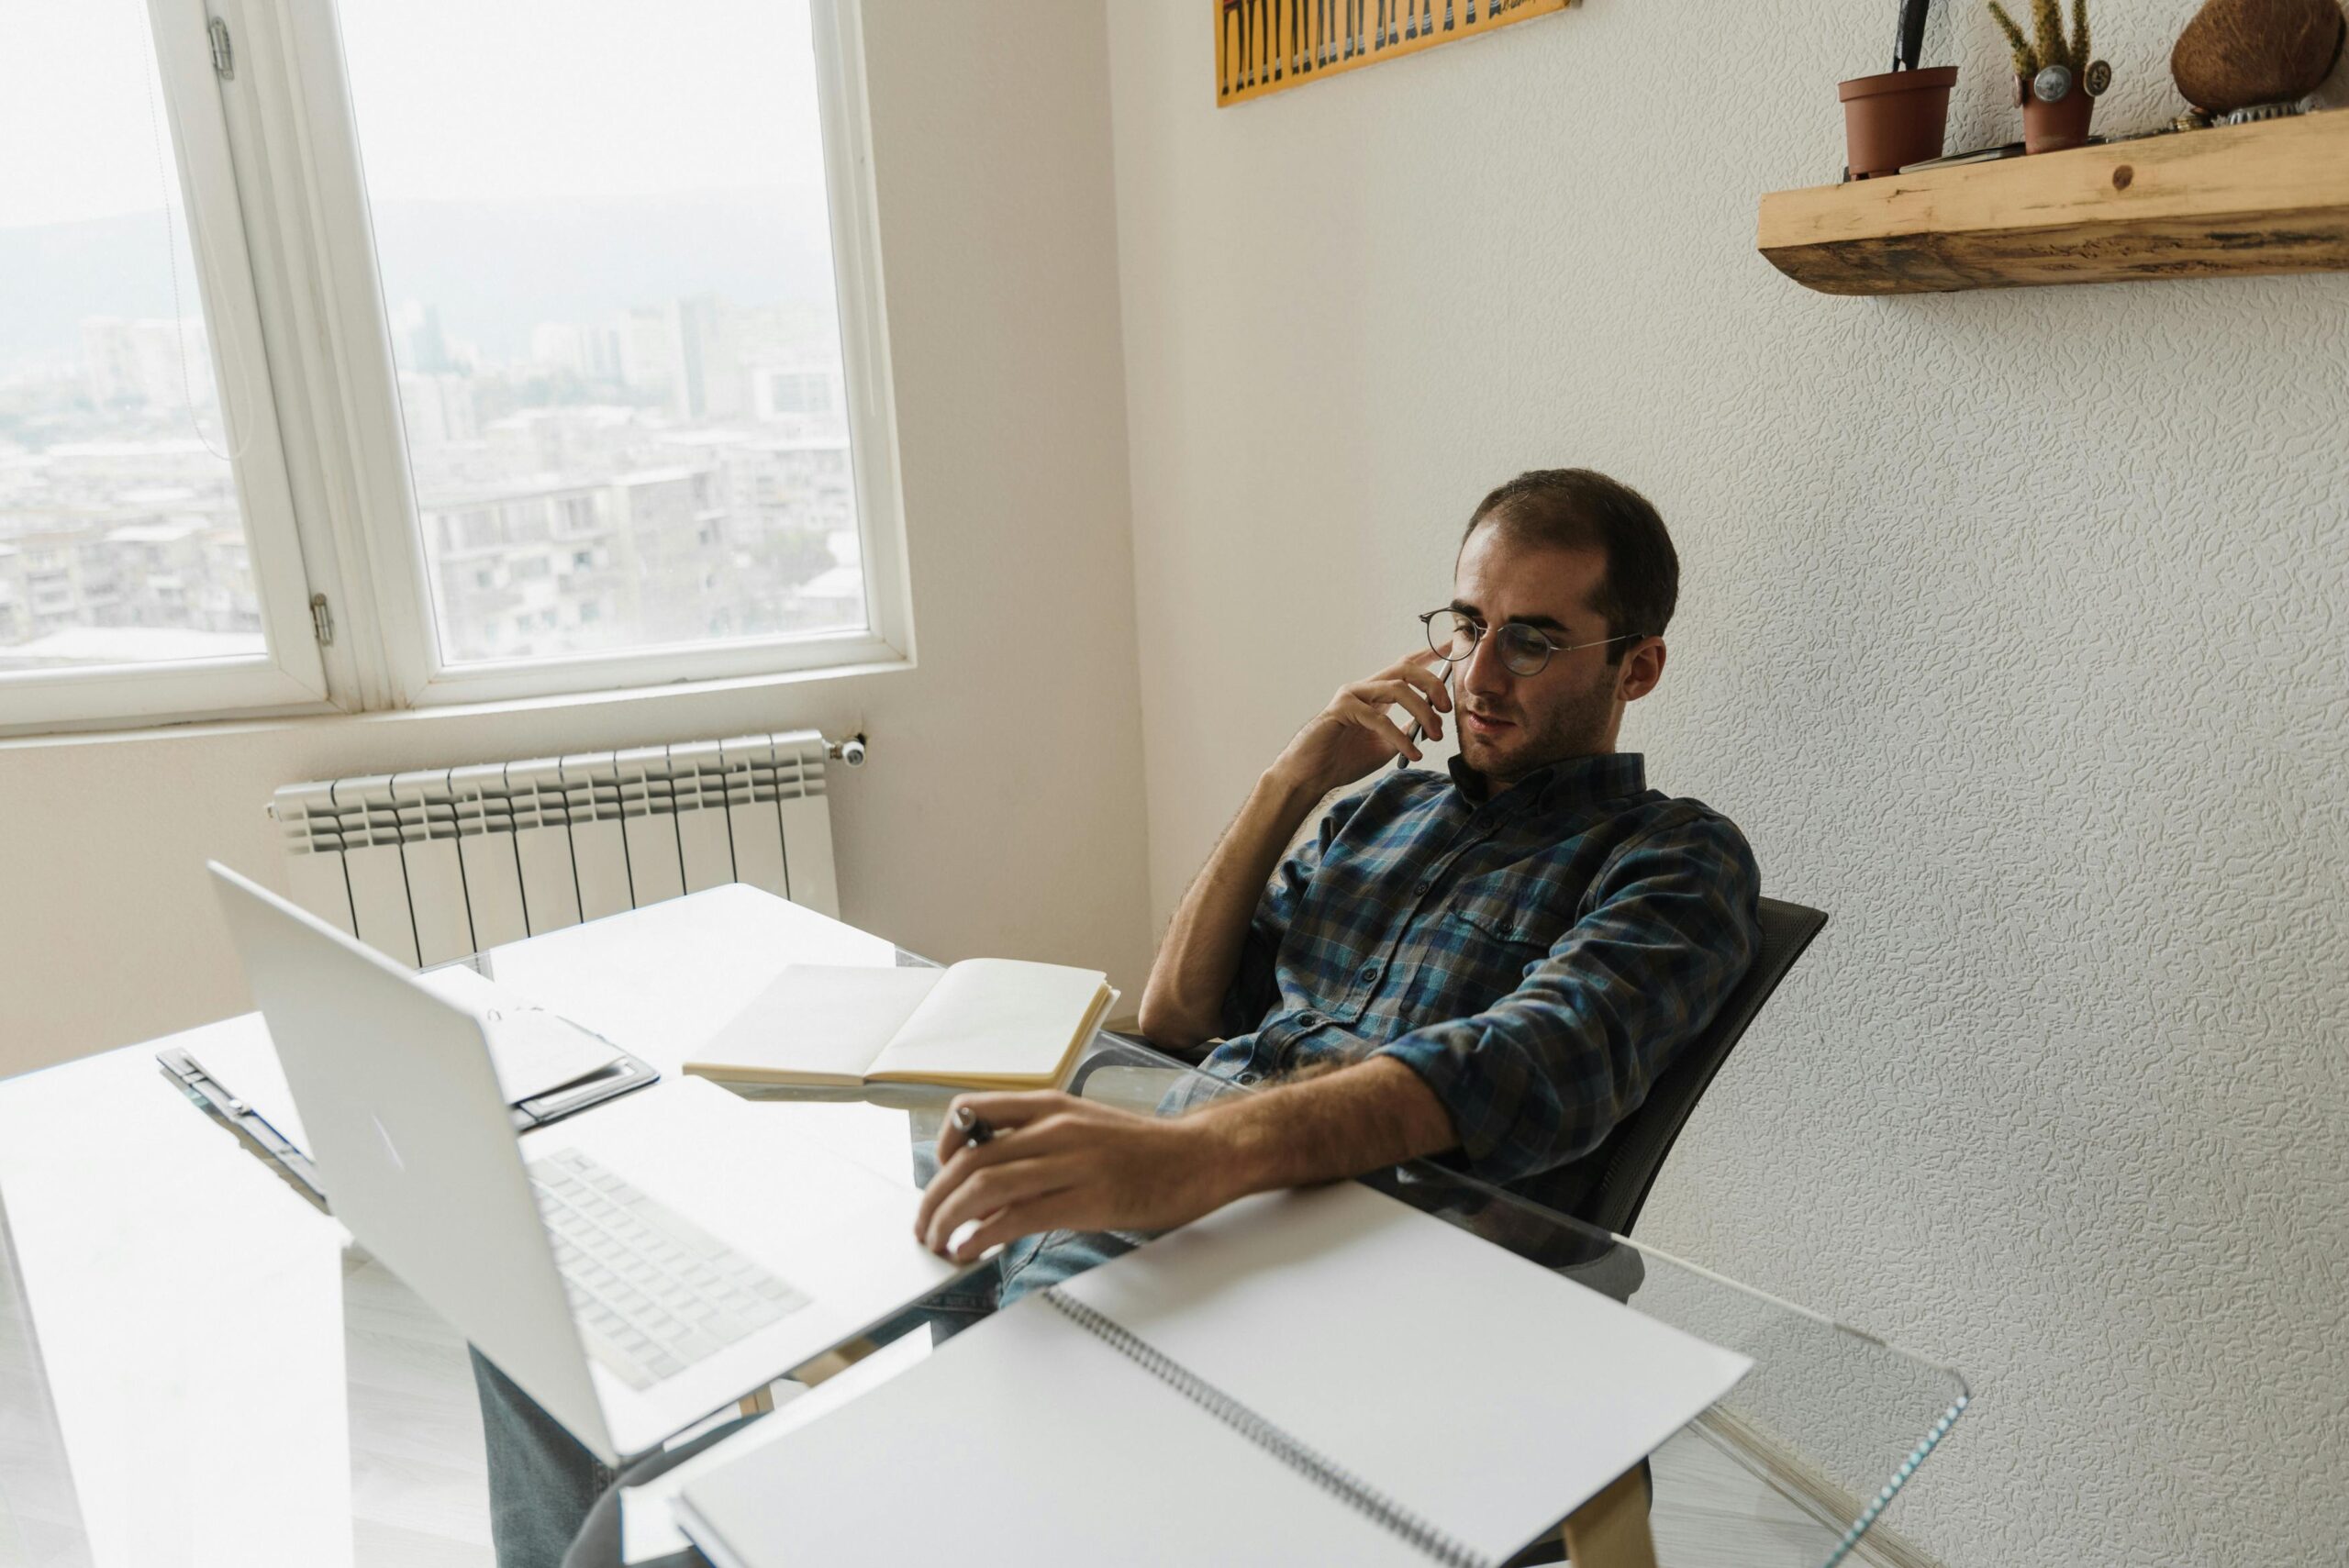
[0,0,904,735]
[0,0,325,730]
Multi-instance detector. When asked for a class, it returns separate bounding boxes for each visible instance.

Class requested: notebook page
[676,1289,1436,1568]
[1057,1181,1754,1564]
[865,958,1108,1084]
[687,966,943,1084]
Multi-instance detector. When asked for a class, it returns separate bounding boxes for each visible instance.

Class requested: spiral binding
[1040,1288,1490,1568]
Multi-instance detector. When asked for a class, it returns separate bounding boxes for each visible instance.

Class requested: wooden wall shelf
[1757,109,2349,295]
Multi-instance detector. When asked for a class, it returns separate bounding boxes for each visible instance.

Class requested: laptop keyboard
[528,1148,813,1392]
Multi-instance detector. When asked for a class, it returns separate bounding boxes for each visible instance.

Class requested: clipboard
[159,1042,660,1211]
[160,1045,328,1207]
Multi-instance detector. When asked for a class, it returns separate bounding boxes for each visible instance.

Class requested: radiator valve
[829,733,868,767]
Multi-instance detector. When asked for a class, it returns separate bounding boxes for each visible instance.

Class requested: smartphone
[1397,665,1453,771]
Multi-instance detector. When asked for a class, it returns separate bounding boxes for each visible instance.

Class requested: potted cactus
[1989,0,2114,152]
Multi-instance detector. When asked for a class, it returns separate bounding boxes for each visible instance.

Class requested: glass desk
[0,886,1965,1567]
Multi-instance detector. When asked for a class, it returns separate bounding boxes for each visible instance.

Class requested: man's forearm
[1190,1056,1458,1201]
[1138,769,1325,1049]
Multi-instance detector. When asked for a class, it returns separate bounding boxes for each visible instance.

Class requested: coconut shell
[2171,0,2348,112]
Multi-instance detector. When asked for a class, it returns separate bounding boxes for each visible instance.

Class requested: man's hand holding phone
[1267,649,1453,800]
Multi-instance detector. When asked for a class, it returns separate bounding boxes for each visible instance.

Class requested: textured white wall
[1105,3,2349,1563]
[0,1,1154,1076]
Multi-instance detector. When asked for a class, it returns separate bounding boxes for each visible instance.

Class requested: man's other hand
[1269,649,1451,798]
[914,1092,1235,1263]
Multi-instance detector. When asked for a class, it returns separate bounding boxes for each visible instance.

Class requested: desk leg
[785,1334,879,1388]
[738,1333,882,1417]
[1561,1465,1657,1568]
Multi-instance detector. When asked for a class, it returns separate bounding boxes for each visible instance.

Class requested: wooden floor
[329,1254,1844,1568]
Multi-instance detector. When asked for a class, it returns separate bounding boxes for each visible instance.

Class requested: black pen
[952,1104,995,1147]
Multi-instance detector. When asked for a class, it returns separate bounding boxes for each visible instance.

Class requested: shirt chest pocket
[1412,871,1581,1001]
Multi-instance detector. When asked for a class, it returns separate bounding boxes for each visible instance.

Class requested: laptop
[207,862,966,1465]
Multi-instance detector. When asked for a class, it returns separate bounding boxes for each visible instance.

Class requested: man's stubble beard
[1462,666,1620,785]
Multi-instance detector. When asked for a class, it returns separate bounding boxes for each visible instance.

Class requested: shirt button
[1236,1071,1261,1085]
[1413,881,1431,895]
[1297,1012,1321,1029]
[1360,963,1380,982]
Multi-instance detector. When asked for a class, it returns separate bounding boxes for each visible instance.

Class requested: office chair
[1573,895,1828,1240]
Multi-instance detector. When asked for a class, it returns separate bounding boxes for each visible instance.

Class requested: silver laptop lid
[206,862,611,1457]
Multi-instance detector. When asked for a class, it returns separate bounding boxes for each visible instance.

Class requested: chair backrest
[1575,896,1828,1239]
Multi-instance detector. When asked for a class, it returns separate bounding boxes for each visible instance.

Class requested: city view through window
[0,3,262,673]
[345,0,868,667]
[0,0,868,679]
[378,277,861,667]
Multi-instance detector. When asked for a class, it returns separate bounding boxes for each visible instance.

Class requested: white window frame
[0,0,329,735]
[229,0,914,711]
[4,0,911,738]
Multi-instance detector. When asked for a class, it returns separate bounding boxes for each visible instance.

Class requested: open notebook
[683,960,1115,1091]
[674,1180,1753,1568]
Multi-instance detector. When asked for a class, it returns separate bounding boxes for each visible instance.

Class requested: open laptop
[208,862,966,1465]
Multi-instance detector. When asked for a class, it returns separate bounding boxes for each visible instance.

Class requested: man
[492,466,1760,1568]
[911,465,1760,1258]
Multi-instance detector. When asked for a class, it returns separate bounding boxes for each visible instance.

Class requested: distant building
[81,317,210,411]
[750,363,843,421]
[670,295,745,422]
[530,321,625,382]
[617,308,681,406]
[408,303,454,374]
[416,464,742,661]
[398,372,480,448]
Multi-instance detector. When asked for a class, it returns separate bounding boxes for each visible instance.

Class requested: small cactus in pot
[1988,0,2113,150]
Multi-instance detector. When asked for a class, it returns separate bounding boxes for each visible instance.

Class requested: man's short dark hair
[1461,469,1678,663]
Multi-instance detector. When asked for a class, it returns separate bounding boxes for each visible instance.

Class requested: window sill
[0,650,914,753]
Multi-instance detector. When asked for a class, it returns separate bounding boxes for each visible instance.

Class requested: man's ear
[1618,638,1666,704]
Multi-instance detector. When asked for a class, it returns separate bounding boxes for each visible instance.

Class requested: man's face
[1448,524,1661,784]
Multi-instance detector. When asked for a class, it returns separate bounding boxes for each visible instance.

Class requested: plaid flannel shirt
[1200,751,1761,1216]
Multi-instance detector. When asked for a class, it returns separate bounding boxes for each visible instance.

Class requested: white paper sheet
[1060,1181,1755,1562]
[618,1329,933,1565]
[678,1180,1753,1566]
[677,1295,1439,1568]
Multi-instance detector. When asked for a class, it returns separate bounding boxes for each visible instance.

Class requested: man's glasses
[1419,608,1637,677]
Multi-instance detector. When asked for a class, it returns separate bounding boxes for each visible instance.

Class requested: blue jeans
[473,1225,1147,1568]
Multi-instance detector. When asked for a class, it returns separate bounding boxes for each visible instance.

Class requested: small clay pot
[2021,80,2096,151]
[1840,66,1959,178]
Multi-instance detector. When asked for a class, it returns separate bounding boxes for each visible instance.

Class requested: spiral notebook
[674,1180,1753,1567]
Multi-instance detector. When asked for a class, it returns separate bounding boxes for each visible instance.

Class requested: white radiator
[268,729,853,969]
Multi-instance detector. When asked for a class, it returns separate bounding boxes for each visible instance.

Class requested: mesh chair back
[1576,896,1828,1239]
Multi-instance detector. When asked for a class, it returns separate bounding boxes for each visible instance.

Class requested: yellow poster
[1216,0,1578,106]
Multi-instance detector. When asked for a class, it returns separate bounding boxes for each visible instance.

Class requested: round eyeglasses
[1419,608,1637,677]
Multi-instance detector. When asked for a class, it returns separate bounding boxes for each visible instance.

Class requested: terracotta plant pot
[1839,66,1959,178]
[2021,80,2096,152]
